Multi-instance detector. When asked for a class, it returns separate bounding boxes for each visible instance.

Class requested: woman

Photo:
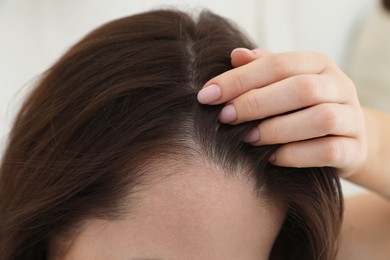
[0,9,389,260]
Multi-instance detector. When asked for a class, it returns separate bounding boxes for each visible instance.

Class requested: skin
[62,164,285,260]
[198,48,390,259]
[198,49,366,178]
[62,48,390,259]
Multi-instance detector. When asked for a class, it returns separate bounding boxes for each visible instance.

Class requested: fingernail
[269,153,276,163]
[219,104,237,123]
[231,47,254,57]
[243,128,260,143]
[197,84,221,104]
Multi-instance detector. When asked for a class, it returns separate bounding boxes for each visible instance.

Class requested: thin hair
[0,9,343,260]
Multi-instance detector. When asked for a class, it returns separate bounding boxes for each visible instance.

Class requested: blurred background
[1,0,389,196]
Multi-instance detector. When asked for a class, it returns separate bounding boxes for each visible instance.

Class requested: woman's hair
[383,0,390,12]
[0,9,343,260]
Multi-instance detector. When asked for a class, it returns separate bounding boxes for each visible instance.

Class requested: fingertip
[231,47,254,57]
[268,153,288,167]
[197,84,222,104]
[243,128,260,143]
[231,47,264,67]
[219,104,237,123]
[269,153,276,163]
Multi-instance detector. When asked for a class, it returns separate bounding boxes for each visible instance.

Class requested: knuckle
[312,51,333,65]
[322,139,343,165]
[294,76,321,104]
[244,94,263,118]
[231,70,247,92]
[316,51,331,62]
[344,76,358,97]
[317,104,339,133]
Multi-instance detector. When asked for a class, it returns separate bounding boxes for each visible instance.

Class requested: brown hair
[383,0,390,12]
[0,9,343,260]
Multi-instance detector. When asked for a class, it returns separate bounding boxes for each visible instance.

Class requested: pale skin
[197,48,390,259]
[58,163,286,259]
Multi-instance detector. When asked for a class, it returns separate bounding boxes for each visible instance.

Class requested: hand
[197,48,367,178]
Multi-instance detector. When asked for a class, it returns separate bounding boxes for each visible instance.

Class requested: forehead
[64,164,285,260]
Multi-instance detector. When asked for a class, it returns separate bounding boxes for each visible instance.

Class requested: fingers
[243,103,361,145]
[197,51,331,105]
[269,136,362,174]
[200,49,366,177]
[218,74,353,124]
[230,48,256,67]
[230,48,271,67]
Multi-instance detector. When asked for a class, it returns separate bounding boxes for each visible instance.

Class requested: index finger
[197,51,332,105]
